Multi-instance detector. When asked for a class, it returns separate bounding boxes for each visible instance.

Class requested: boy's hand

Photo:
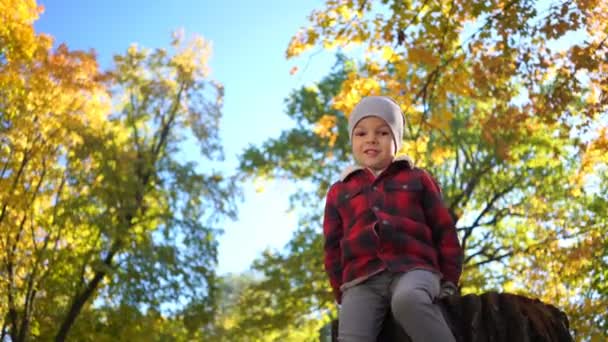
[438,281,458,299]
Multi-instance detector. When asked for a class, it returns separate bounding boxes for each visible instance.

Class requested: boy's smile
[351,116,396,173]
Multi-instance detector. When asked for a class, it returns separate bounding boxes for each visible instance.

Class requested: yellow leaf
[431,147,453,165]
[313,114,338,147]
[381,46,395,62]
[336,4,354,20]
[408,46,440,67]
[429,109,453,130]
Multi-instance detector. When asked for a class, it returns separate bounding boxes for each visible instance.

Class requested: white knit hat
[348,96,404,151]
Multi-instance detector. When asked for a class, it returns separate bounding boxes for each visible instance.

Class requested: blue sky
[34,0,335,275]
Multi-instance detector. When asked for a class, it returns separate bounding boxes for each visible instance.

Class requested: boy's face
[351,116,396,172]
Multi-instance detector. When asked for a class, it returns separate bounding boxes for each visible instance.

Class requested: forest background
[1,0,606,341]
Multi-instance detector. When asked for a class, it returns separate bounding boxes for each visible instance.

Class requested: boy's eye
[354,131,366,136]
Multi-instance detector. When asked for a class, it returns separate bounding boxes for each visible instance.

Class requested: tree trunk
[54,244,120,342]
[328,292,573,342]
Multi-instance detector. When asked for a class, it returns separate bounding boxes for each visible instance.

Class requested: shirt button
[372,206,379,211]
[372,186,378,191]
[382,220,389,225]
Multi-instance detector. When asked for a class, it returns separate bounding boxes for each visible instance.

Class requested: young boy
[323,96,463,341]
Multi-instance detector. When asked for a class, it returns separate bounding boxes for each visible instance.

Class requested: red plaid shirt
[323,157,463,303]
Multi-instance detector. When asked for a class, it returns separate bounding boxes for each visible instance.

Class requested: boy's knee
[390,288,431,318]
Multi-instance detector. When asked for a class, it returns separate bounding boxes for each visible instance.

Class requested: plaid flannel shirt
[323,157,463,303]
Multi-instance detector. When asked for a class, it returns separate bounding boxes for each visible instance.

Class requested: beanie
[348,96,404,151]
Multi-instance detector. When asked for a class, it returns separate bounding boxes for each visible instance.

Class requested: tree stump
[329,292,573,342]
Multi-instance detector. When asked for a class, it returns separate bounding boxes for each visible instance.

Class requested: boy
[323,96,462,341]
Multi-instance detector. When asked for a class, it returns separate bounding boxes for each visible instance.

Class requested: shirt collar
[339,155,414,182]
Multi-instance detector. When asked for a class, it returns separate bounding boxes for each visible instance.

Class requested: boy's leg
[338,272,391,342]
[389,269,455,342]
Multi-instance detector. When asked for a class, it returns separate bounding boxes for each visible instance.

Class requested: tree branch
[1,319,8,342]
[464,180,520,233]
[464,235,494,264]
[0,145,14,179]
[467,249,512,268]
[464,221,603,269]
[6,213,27,341]
[15,157,48,342]
[0,148,30,226]
[54,83,186,341]
[405,0,520,121]
[449,157,495,219]
[451,147,461,193]
[54,240,120,341]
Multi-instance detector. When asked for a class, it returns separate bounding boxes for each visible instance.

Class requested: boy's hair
[348,96,404,151]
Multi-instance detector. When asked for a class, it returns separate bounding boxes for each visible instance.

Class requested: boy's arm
[323,185,343,304]
[420,171,463,286]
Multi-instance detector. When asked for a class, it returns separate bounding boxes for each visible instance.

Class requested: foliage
[180,271,326,341]
[62,306,195,342]
[232,0,608,340]
[0,3,237,340]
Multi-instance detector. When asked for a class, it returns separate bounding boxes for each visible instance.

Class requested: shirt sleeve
[420,171,463,285]
[323,184,344,303]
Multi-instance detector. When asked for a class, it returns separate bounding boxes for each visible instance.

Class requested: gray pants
[338,270,455,342]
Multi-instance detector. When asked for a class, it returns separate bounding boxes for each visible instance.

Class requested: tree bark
[328,292,573,342]
[54,243,119,342]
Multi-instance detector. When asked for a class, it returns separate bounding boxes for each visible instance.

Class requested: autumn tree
[234,0,607,340]
[1,2,237,340]
[53,35,238,341]
[61,305,195,342]
[194,272,269,341]
[1,1,109,340]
